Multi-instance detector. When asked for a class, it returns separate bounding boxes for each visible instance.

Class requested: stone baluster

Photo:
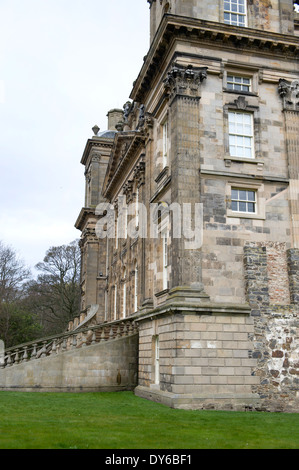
[81,332,87,347]
[72,335,77,349]
[62,338,67,351]
[40,341,47,358]
[31,344,37,359]
[117,325,121,338]
[91,331,96,345]
[100,329,105,342]
[51,340,57,355]
[14,349,20,364]
[6,353,12,367]
[22,347,28,362]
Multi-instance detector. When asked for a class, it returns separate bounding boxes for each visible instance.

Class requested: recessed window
[224,0,247,26]
[162,229,168,290]
[134,262,138,312]
[228,111,254,159]
[231,188,256,213]
[162,120,168,169]
[227,75,251,92]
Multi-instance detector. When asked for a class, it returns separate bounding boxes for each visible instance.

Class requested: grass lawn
[0,391,298,449]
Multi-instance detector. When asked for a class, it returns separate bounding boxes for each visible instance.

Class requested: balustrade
[1,318,138,369]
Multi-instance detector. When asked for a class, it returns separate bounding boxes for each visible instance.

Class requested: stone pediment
[103,131,146,199]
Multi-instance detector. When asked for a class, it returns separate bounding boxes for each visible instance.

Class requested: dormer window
[224,0,247,27]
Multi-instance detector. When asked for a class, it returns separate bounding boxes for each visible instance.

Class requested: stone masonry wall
[0,335,138,393]
[137,312,260,410]
[243,243,299,412]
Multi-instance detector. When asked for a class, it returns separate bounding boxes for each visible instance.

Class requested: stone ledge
[136,297,251,324]
[134,385,261,411]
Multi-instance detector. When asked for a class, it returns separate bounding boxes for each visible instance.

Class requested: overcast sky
[0,0,150,275]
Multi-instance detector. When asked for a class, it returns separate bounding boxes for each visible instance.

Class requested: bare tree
[27,240,81,334]
[0,241,40,347]
[0,241,31,303]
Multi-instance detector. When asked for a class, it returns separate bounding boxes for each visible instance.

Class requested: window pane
[231,189,239,200]
[244,136,252,147]
[239,201,247,212]
[243,147,252,158]
[231,201,238,211]
[247,202,255,212]
[247,191,255,201]
[239,190,247,200]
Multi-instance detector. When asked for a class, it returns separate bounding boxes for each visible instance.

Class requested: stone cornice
[103,132,146,200]
[81,136,115,166]
[130,14,299,103]
[75,207,97,231]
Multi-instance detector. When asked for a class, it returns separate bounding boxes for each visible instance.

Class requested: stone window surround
[223,98,262,165]
[226,180,266,220]
[228,110,254,159]
[222,65,259,96]
[156,108,170,175]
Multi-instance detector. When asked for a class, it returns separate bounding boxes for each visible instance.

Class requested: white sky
[0,0,150,275]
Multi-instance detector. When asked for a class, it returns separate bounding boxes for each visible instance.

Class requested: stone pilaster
[164,63,208,299]
[278,79,299,248]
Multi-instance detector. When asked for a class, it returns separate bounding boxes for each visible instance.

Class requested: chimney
[107,108,124,130]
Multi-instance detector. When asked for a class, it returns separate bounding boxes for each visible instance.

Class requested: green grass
[0,391,298,449]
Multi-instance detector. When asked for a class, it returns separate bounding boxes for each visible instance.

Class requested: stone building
[74,0,299,411]
[1,0,298,412]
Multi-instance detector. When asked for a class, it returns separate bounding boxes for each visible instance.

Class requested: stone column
[278,79,299,248]
[163,63,209,301]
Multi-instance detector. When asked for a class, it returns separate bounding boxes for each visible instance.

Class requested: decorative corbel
[163,63,208,101]
[278,79,299,111]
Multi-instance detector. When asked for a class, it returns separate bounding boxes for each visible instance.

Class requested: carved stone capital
[134,161,146,186]
[123,180,134,203]
[163,63,208,101]
[278,79,299,112]
[82,226,99,243]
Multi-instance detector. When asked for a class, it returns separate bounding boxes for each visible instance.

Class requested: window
[122,268,126,318]
[231,188,256,213]
[134,262,138,312]
[224,0,247,27]
[227,75,251,92]
[228,111,254,159]
[154,336,160,385]
[162,230,168,290]
[135,187,139,228]
[162,120,168,168]
[114,284,117,320]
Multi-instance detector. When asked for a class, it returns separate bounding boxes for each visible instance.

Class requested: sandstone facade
[1,0,298,412]
[73,0,299,412]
